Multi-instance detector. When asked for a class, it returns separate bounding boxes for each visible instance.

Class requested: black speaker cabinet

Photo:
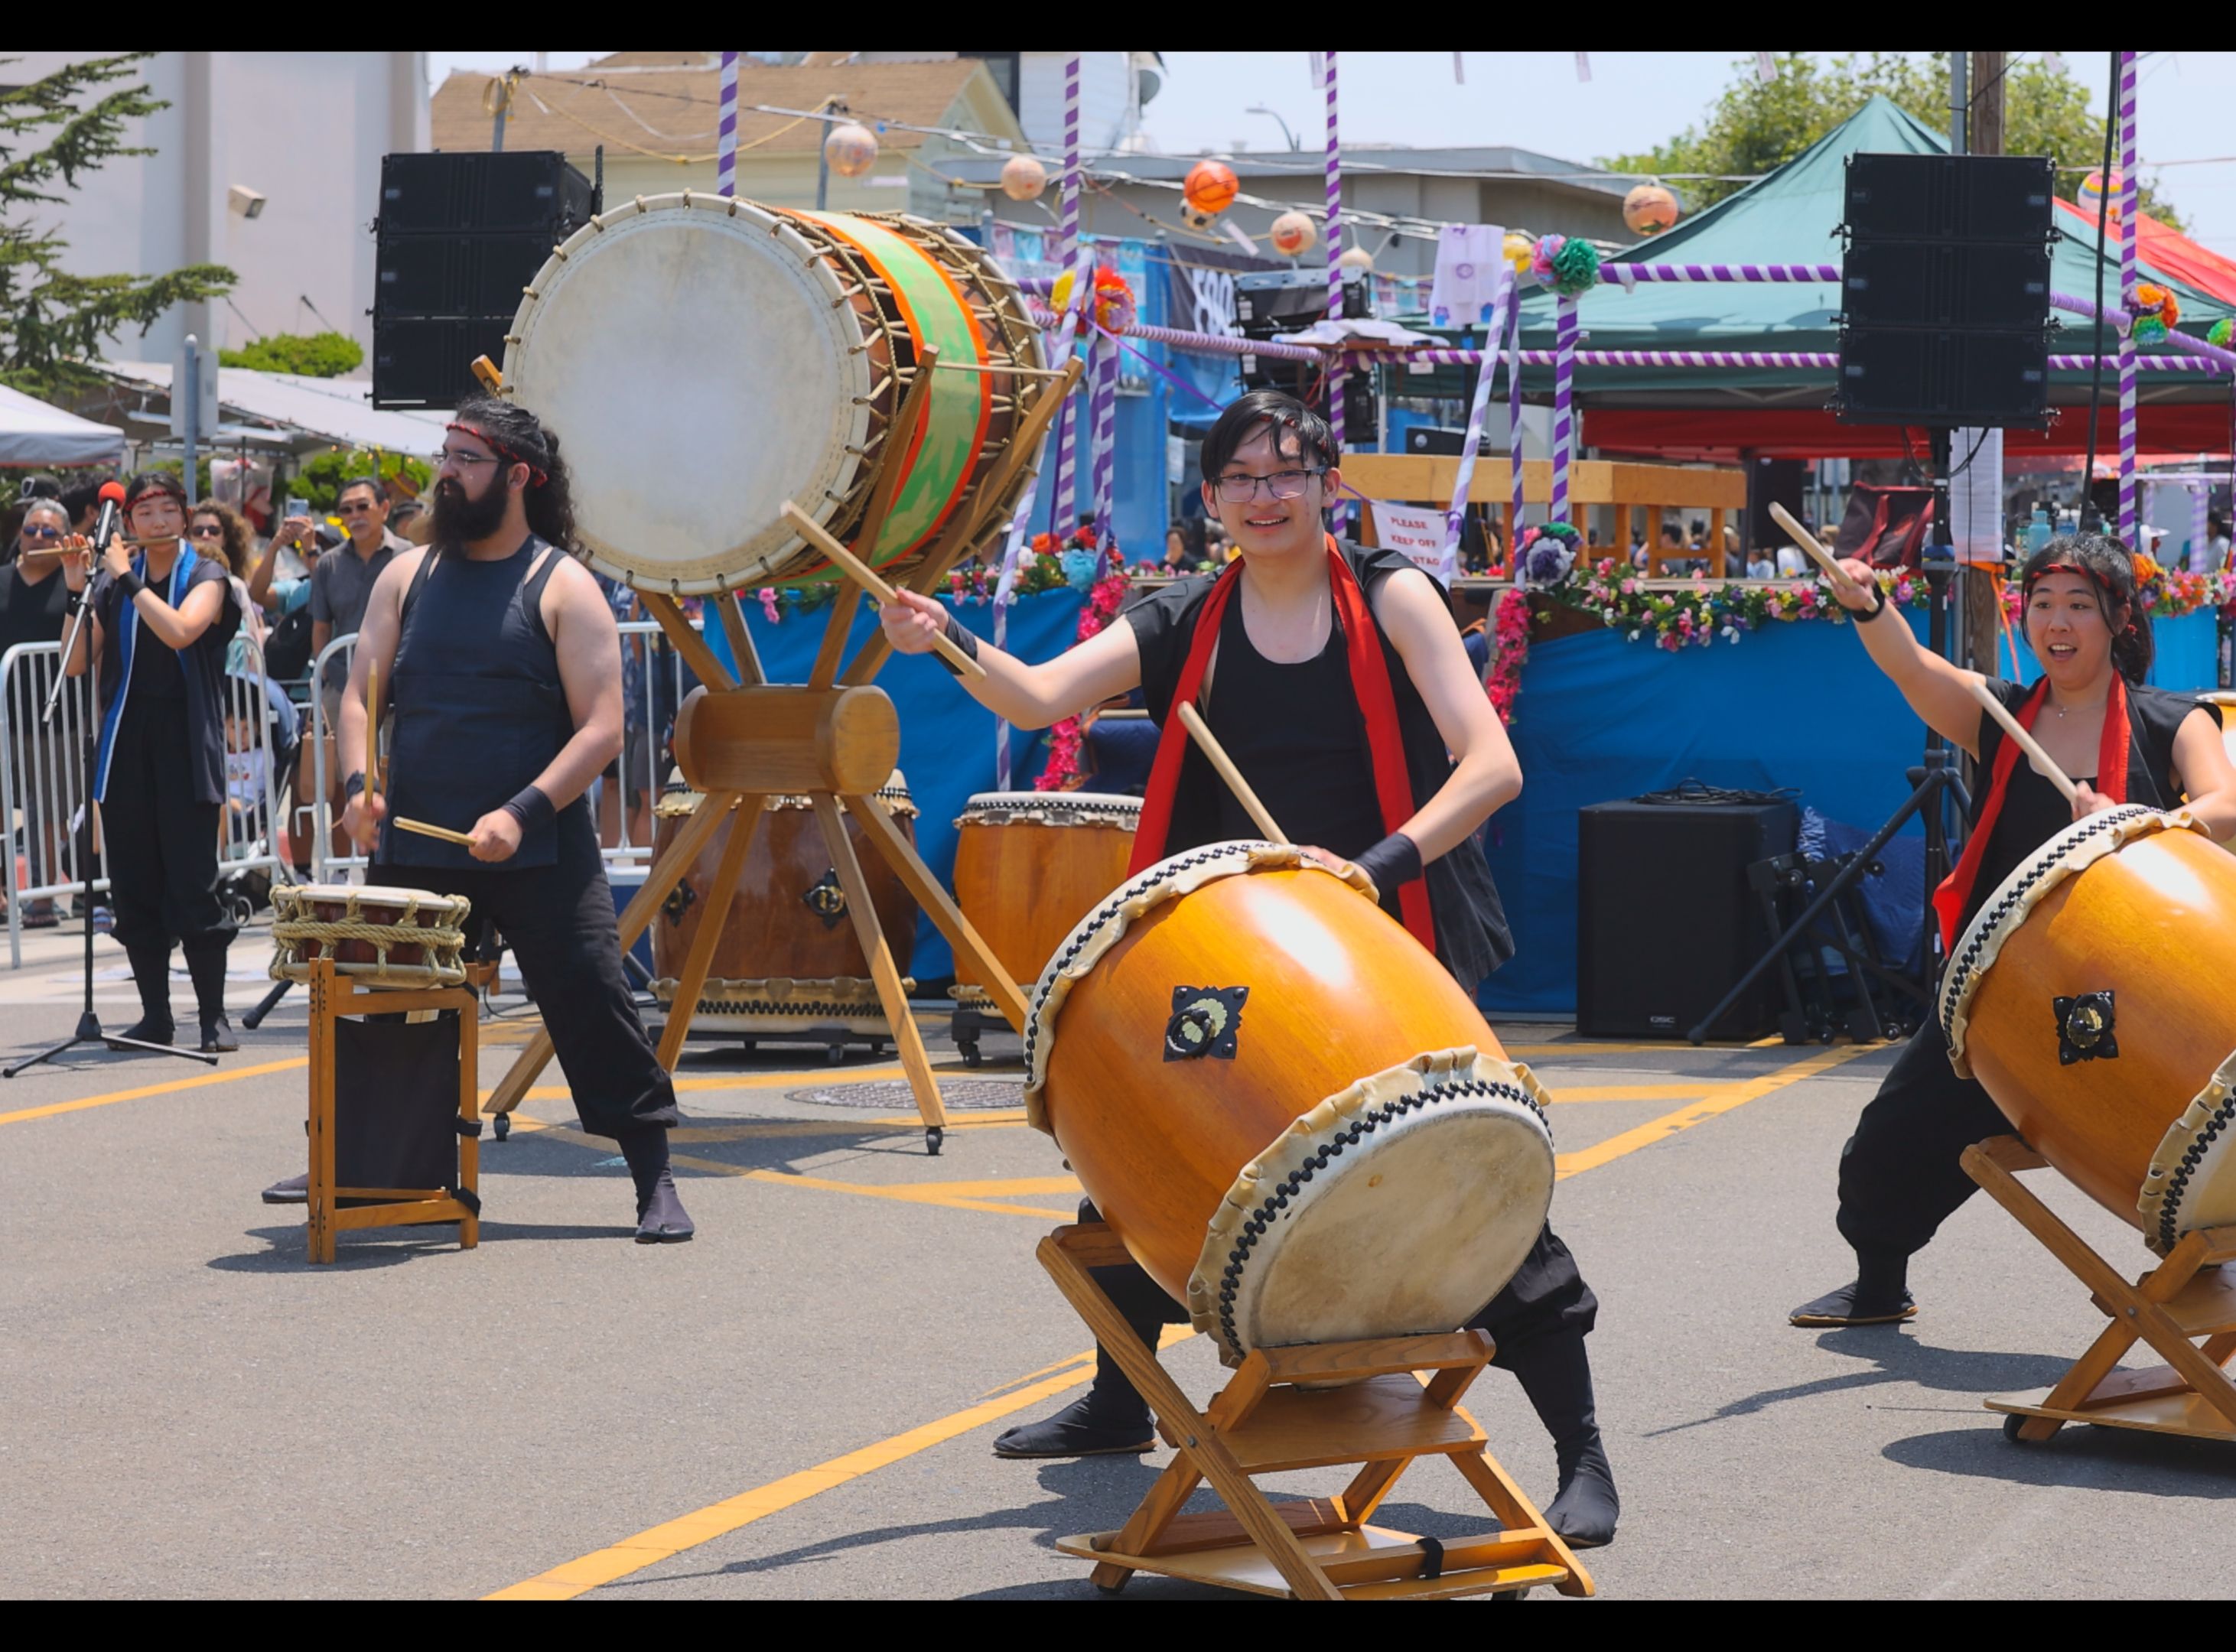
[373,231,555,321]
[1577,797,1798,1040]
[1838,326,2051,428]
[372,317,509,410]
[376,151,592,238]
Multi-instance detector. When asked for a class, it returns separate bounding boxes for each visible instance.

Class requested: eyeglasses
[1214,469,1324,504]
[435,447,500,470]
[336,500,379,515]
[189,523,226,539]
[19,526,63,541]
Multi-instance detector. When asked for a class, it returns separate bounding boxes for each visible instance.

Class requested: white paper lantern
[1000,154,1047,202]
[823,121,880,179]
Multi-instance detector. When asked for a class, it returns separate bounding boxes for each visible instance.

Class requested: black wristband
[503,783,555,833]
[933,612,982,678]
[1853,584,1889,623]
[116,569,146,600]
[1351,831,1424,895]
[343,771,366,801]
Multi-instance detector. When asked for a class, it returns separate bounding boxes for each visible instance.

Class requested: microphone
[90,480,127,553]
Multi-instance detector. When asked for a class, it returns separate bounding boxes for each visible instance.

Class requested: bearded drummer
[262,399,695,1243]
[1791,535,2236,1328]
[880,389,1619,1548]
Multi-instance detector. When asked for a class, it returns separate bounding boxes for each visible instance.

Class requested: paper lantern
[2078,168,2124,226]
[1000,154,1047,202]
[1503,230,1535,275]
[1622,184,1681,237]
[1183,159,1240,217]
[823,121,880,179]
[1269,210,1317,257]
[1337,243,1374,273]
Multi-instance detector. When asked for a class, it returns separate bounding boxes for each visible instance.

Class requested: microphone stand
[6,555,217,1075]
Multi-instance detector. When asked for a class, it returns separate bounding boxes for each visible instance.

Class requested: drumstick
[393,818,477,847]
[1176,702,1290,844]
[1768,501,1848,584]
[1964,677,2081,803]
[778,500,988,681]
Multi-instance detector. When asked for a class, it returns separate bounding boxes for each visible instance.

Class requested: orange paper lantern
[1269,210,1317,257]
[1622,184,1681,237]
[1183,159,1240,217]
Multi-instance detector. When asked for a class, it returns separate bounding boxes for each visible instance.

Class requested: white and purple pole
[1443,265,1512,561]
[1050,54,1085,538]
[1507,291,1525,536]
[1551,296,1579,522]
[1323,50,1349,529]
[2116,49,2140,544]
[716,50,739,198]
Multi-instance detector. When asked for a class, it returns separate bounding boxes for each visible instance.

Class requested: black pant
[101,696,233,951]
[370,818,677,1140]
[1835,1021,2012,1260]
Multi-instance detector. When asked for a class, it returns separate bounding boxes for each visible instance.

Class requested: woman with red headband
[1792,533,2236,1329]
[880,389,1619,1549]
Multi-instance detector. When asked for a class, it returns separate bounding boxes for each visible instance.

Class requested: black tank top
[379,537,581,870]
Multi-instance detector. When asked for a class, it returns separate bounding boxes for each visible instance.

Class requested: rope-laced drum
[503,194,1046,594]
[1024,841,1557,1364]
[271,885,470,989]
[951,791,1139,1011]
[1940,805,2236,1254]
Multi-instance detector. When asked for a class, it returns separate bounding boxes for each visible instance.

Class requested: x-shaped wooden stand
[480,353,1082,1153]
[1964,1134,2236,1444]
[1040,1224,1594,1601]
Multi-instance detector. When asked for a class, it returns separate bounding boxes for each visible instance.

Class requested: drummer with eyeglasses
[880,389,1620,1549]
[1791,534,2236,1330]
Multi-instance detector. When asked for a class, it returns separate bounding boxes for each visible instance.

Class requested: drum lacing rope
[1209,1078,1551,1361]
[2156,1092,2236,1252]
[271,919,470,984]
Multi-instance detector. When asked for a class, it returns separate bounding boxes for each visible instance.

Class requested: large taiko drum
[503,195,1044,593]
[950,791,1139,1010]
[1941,807,2236,1254]
[1024,842,1557,1364]
[650,776,919,1045]
[270,885,470,987]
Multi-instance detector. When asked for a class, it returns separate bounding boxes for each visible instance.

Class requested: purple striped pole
[1506,291,1524,531]
[1027,307,1323,360]
[715,50,739,198]
[2117,49,2140,543]
[1599,262,1841,284]
[1550,298,1578,521]
[1090,326,1118,545]
[1323,50,1349,528]
[1050,55,1084,537]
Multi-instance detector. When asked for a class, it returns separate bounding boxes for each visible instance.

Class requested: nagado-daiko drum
[1025,841,1557,1364]
[950,790,1139,1009]
[1941,806,2236,1254]
[502,194,1044,594]
[270,885,470,988]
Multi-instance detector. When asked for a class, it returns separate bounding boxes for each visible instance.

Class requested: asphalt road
[2,920,2230,1600]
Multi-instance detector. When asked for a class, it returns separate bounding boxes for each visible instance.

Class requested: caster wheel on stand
[926,1126,944,1156]
[492,1114,510,1142]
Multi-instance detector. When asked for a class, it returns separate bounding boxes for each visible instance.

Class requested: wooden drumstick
[1176,702,1290,844]
[1964,677,2081,803]
[393,818,477,847]
[1768,501,1849,584]
[778,500,989,681]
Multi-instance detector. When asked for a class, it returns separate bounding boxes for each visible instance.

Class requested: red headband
[2023,559,2121,602]
[446,421,548,487]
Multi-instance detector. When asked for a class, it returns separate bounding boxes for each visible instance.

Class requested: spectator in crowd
[2198,511,2231,575]
[389,497,428,545]
[308,480,408,846]
[18,474,62,503]
[1746,542,1778,580]
[58,480,103,535]
[223,708,269,858]
[2,499,80,927]
[252,515,323,620]
[1652,522,1685,568]
[1163,524,1190,571]
[188,501,265,672]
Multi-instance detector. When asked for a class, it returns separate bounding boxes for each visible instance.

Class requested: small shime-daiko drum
[1941,806,2236,1254]
[950,790,1140,1010]
[1024,841,1558,1364]
[650,775,919,1048]
[503,195,1046,594]
[270,885,470,988]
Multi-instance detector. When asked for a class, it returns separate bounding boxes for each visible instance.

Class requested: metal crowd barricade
[0,636,289,968]
[308,631,360,885]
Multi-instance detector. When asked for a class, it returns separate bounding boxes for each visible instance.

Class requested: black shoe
[112,942,175,1049]
[992,1394,1155,1459]
[1790,1282,1919,1327]
[1504,1328,1620,1550]
[1544,1442,1620,1550]
[184,942,235,1052]
[200,1014,239,1054]
[262,1172,309,1205]
[634,1169,695,1244]
[109,1016,174,1049]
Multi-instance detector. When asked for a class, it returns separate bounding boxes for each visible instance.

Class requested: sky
[428,52,2236,251]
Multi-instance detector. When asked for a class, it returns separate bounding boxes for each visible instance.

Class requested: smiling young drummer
[1792,535,2236,1328]
[880,389,1619,1548]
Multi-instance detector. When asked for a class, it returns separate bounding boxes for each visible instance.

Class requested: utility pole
[1966,50,2008,677]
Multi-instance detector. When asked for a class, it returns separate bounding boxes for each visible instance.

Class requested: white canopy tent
[96,363,451,456]
[0,382,126,469]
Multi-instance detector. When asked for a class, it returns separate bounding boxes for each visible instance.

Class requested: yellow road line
[1554,1044,1871,1180]
[496,1042,1879,1601]
[0,1057,305,1127]
[1545,1083,1723,1104]
[488,1325,1196,1602]
[1506,1041,1788,1056]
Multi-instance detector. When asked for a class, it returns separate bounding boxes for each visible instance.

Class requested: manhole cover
[787,1078,1026,1111]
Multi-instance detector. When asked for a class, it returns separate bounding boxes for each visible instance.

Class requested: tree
[0,54,235,396]
[219,330,363,378]
[1601,53,2184,229]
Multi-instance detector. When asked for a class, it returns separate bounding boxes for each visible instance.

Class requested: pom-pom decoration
[2211,318,2234,348]
[1535,234,1602,298]
[1269,210,1318,257]
[2078,168,2125,226]
[1183,159,1241,218]
[1517,521,1582,587]
[2130,281,2179,346]
[822,121,880,178]
[1622,184,1681,237]
[1050,264,1138,333]
[1000,154,1047,201]
[1503,230,1535,275]
[2134,316,2169,346]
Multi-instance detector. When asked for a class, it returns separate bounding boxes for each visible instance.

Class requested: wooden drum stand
[1040,1224,1594,1602]
[478,352,1082,1155]
[1964,1135,2236,1445]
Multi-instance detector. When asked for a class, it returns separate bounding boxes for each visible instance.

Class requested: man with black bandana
[880,389,1619,1549]
[259,398,693,1241]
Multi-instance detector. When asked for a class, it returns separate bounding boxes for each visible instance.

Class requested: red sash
[1930,675,2130,949]
[1129,536,1437,951]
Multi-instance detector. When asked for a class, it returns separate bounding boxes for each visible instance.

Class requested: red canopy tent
[1588,401,2235,463]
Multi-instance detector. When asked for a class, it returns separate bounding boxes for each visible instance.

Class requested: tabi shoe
[262,1172,309,1205]
[618,1127,695,1244]
[109,942,175,1048]
[1788,1283,1919,1328]
[184,942,238,1052]
[1505,1330,1620,1550]
[992,1394,1155,1459]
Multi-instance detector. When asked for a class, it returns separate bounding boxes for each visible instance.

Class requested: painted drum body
[650,776,919,1036]
[270,884,471,987]
[1941,807,2236,1254]
[951,790,1139,1005]
[1024,842,1557,1364]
